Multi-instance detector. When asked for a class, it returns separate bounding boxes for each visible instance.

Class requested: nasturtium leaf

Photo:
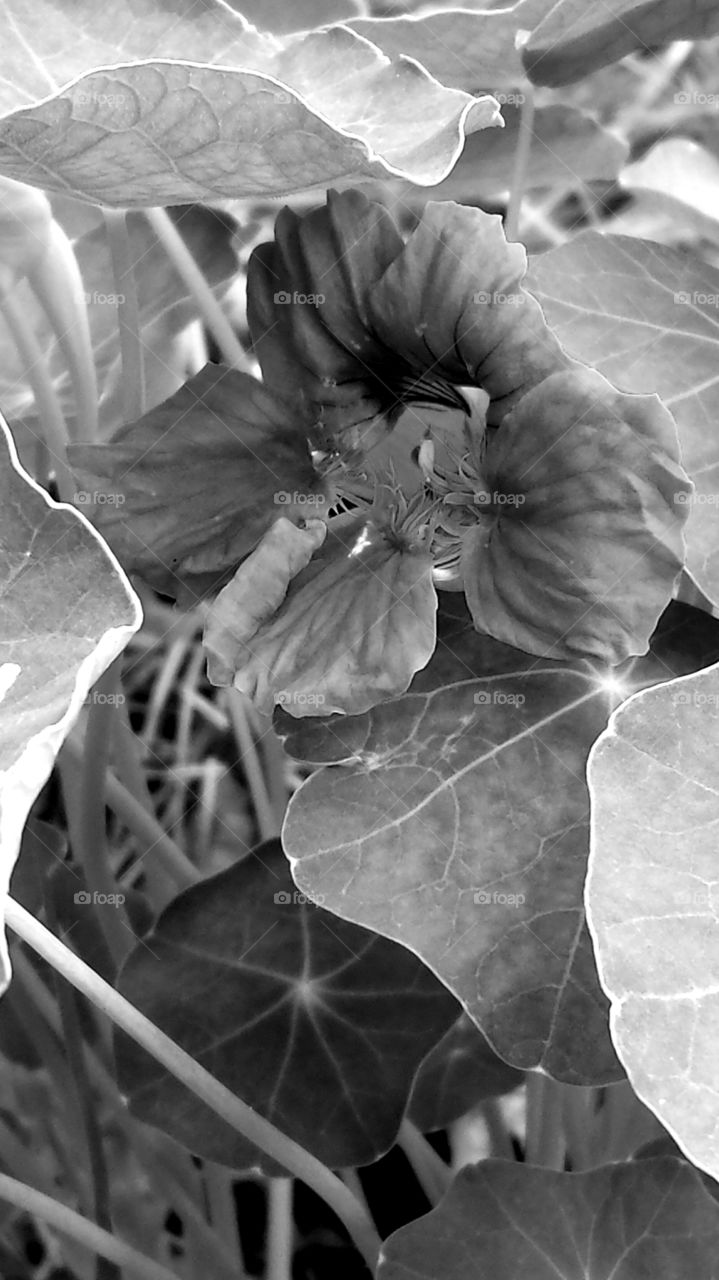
[377,1157,719,1279]
[621,139,719,244]
[383,104,628,205]
[115,841,459,1171]
[408,1014,523,1133]
[0,0,499,205]
[524,0,719,87]
[345,0,552,91]
[234,0,362,33]
[526,232,719,604]
[282,669,620,1084]
[0,417,141,992]
[69,365,328,602]
[586,663,719,1186]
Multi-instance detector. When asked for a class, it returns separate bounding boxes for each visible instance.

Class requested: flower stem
[397,1120,451,1204]
[144,208,252,372]
[103,209,145,424]
[0,285,75,499]
[5,898,382,1271]
[505,86,536,243]
[267,1177,293,1280]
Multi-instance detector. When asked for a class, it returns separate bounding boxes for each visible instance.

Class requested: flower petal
[205,514,437,716]
[69,365,328,601]
[204,516,328,685]
[247,190,404,448]
[247,190,570,443]
[462,368,690,663]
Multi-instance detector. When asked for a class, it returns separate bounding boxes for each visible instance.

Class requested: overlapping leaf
[115,841,459,1171]
[526,232,719,604]
[279,600,719,1085]
[0,0,499,205]
[345,1,554,91]
[0,416,141,991]
[408,1014,523,1132]
[586,662,719,1185]
[378,1157,719,1278]
[524,0,719,87]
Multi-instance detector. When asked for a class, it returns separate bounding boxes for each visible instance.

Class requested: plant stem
[397,1121,451,1204]
[144,208,252,372]
[103,209,145,424]
[225,690,279,841]
[203,1163,246,1277]
[505,86,536,243]
[266,1178,293,1280]
[43,888,119,1280]
[0,1172,180,1280]
[524,1074,565,1170]
[29,219,99,441]
[63,731,200,891]
[64,659,130,967]
[0,285,75,499]
[6,898,382,1271]
[561,1086,595,1171]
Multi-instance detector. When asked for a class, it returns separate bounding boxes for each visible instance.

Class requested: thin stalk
[561,1086,595,1172]
[6,899,382,1271]
[397,1121,451,1205]
[65,658,130,967]
[144,208,252,372]
[29,219,99,441]
[0,285,75,499]
[266,1178,293,1280]
[44,889,119,1280]
[111,711,178,903]
[203,1163,246,1277]
[63,732,200,890]
[0,1173,180,1280]
[225,690,278,841]
[481,1098,516,1162]
[103,209,145,424]
[505,86,536,243]
[524,1074,565,1170]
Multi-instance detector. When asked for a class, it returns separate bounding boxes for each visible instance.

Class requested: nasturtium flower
[71,189,691,718]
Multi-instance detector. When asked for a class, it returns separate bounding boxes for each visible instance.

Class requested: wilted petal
[204,516,328,685]
[206,514,437,716]
[462,369,690,663]
[69,365,328,600]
